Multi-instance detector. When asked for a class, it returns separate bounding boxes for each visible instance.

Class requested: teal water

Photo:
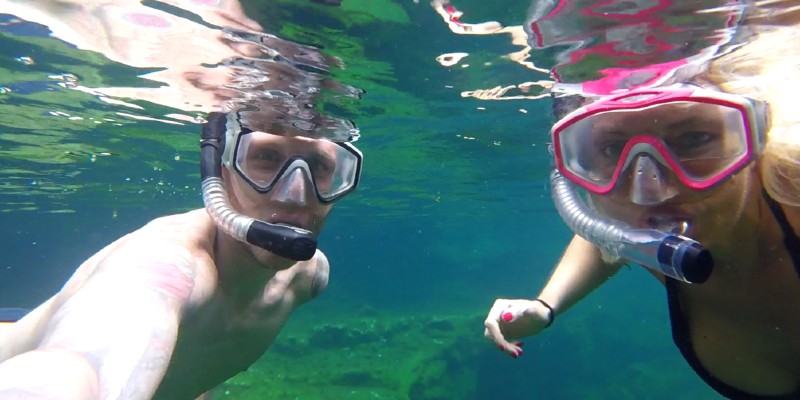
[0,1,729,398]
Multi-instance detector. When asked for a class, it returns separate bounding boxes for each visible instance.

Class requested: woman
[483,19,800,399]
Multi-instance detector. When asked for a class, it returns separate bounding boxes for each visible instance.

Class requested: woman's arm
[538,234,622,313]
[484,235,622,357]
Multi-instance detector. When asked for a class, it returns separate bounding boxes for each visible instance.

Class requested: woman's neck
[712,192,786,281]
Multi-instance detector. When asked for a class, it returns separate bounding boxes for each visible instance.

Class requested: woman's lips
[634,205,693,232]
[639,214,693,235]
[637,210,693,236]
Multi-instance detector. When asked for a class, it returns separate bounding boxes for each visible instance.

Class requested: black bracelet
[533,298,555,328]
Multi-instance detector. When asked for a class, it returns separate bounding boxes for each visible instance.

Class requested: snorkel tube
[550,169,713,284]
[200,112,317,261]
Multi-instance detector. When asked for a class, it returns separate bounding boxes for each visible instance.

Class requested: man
[0,110,363,400]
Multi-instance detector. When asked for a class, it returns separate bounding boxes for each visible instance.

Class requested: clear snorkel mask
[200,112,363,261]
[548,84,768,284]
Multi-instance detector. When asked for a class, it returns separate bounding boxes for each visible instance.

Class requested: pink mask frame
[551,85,768,194]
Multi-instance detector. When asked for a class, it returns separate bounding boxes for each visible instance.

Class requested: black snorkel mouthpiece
[657,236,713,284]
[200,112,318,261]
[246,221,317,260]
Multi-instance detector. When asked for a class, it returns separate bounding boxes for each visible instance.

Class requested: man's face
[223,133,337,266]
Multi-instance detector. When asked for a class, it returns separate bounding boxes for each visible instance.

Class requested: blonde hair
[703,3,800,206]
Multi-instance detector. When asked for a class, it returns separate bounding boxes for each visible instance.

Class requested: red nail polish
[498,345,504,350]
[502,312,513,322]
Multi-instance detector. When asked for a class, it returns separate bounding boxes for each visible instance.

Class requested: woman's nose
[629,154,679,205]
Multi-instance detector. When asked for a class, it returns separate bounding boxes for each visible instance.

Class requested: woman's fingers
[484,299,526,358]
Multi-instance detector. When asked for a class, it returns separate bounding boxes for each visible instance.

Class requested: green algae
[219,310,485,400]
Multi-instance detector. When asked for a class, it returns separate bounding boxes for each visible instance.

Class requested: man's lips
[266,214,311,230]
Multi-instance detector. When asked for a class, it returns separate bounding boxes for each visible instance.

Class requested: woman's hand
[483,298,553,358]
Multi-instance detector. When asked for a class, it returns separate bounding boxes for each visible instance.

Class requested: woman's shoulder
[783,204,800,236]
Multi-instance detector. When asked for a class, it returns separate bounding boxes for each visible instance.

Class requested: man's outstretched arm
[0,246,196,400]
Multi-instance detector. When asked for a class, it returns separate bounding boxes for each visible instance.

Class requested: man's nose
[272,167,312,206]
[629,154,679,205]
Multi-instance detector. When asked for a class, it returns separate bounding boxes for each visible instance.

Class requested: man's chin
[248,244,301,270]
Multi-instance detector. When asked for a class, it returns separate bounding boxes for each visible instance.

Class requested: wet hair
[551,93,592,121]
[701,10,800,206]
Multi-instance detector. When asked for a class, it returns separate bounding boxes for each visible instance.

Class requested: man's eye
[253,149,281,162]
[308,157,333,173]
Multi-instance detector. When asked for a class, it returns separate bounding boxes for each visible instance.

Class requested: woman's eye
[671,131,717,153]
[598,141,626,159]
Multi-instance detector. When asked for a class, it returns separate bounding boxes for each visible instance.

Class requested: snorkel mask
[200,112,363,261]
[549,84,768,283]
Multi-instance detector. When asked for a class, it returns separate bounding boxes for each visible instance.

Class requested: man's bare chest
[153,290,297,399]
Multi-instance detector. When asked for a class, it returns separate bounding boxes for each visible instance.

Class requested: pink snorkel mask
[552,84,768,198]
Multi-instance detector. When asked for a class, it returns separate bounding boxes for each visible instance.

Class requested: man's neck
[212,231,282,309]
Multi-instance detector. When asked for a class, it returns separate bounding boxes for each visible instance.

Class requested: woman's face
[585,102,763,247]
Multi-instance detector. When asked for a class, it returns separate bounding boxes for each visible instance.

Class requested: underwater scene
[1,0,793,399]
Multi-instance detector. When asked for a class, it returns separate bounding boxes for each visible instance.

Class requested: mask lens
[234,131,361,202]
[555,100,752,192]
[312,142,360,201]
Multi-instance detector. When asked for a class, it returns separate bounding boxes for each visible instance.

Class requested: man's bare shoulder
[104,209,216,264]
[104,209,219,298]
[2,210,219,363]
[59,209,218,303]
[139,209,216,244]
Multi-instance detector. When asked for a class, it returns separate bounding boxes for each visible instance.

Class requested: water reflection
[431,0,759,97]
[526,0,747,95]
[430,0,553,101]
[0,0,359,140]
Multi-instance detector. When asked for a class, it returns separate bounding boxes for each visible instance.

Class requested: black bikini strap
[762,189,800,278]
